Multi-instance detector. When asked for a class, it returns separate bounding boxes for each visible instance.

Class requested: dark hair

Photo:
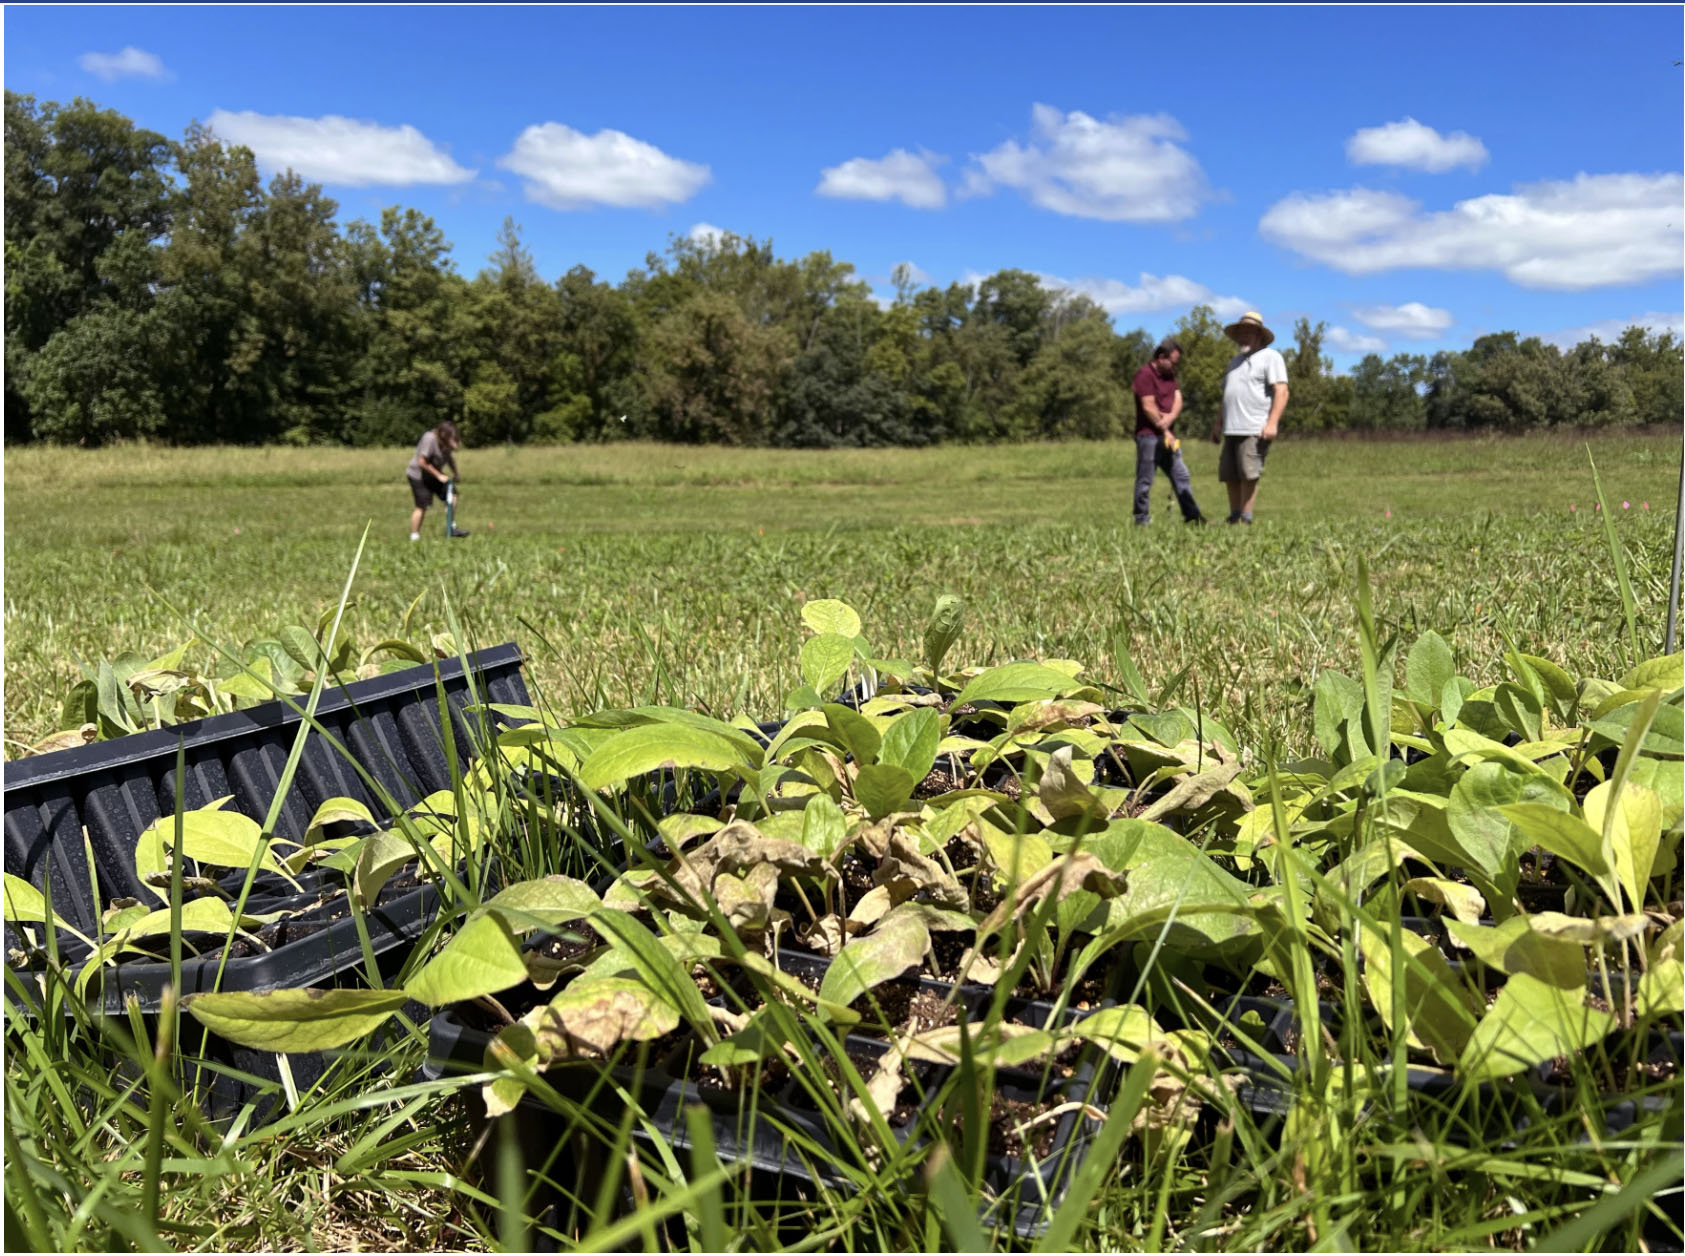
[1153,340,1183,361]
[434,420,460,447]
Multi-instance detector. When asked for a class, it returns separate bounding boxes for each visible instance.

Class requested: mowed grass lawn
[4,431,1680,754]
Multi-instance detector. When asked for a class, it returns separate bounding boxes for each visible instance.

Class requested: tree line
[6,92,1680,449]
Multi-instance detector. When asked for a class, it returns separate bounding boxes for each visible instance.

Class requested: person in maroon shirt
[1131,341,1205,525]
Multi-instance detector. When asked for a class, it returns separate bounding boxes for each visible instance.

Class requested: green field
[5,432,1678,753]
[4,432,1682,1252]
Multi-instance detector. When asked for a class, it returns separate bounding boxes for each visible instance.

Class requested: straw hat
[1223,311,1275,347]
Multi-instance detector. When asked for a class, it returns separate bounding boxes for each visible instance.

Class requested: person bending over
[1130,340,1205,525]
[1211,312,1288,525]
[407,420,468,540]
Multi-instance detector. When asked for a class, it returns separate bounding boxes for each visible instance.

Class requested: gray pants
[1133,432,1201,523]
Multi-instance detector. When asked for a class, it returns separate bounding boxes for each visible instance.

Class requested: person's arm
[1262,383,1289,440]
[1139,395,1167,433]
[1165,389,1183,429]
[1261,354,1289,440]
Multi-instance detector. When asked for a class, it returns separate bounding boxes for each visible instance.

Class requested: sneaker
[409,532,420,542]
[1185,514,1208,526]
[447,527,471,538]
[1133,518,1151,527]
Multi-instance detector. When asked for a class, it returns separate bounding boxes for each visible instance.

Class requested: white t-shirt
[1221,347,1288,436]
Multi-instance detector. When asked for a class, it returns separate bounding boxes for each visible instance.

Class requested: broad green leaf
[952,662,1085,710]
[799,792,848,860]
[1589,702,1684,758]
[1445,916,1587,989]
[855,764,916,820]
[801,633,856,698]
[1313,671,1368,762]
[1624,758,1684,833]
[801,599,863,640]
[1441,728,1555,778]
[1067,1004,1167,1064]
[2,874,50,924]
[122,897,239,940]
[1084,821,1257,956]
[135,806,294,900]
[1498,804,1612,880]
[817,912,931,1013]
[1440,677,1466,728]
[1399,877,1486,925]
[1360,926,1482,1065]
[183,988,409,1052]
[879,708,941,786]
[924,595,966,677]
[482,876,602,933]
[1459,974,1615,1081]
[573,706,765,766]
[304,797,377,846]
[1405,632,1457,710]
[1638,958,1684,1017]
[278,625,324,672]
[353,830,418,908]
[698,1007,788,1067]
[1493,683,1543,743]
[658,812,724,851]
[1619,654,1684,694]
[979,825,1053,885]
[1585,781,1664,911]
[1516,654,1579,722]
[1447,761,1561,879]
[822,704,882,764]
[578,723,747,790]
[406,911,529,1007]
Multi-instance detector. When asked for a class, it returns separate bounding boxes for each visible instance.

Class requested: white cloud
[1327,326,1389,354]
[1259,173,1684,290]
[816,148,946,209]
[206,110,473,186]
[1351,301,1454,338]
[687,222,728,248]
[498,123,710,209]
[966,104,1209,222]
[1031,270,1249,321]
[1536,311,1683,349]
[79,46,169,81]
[1346,118,1488,173]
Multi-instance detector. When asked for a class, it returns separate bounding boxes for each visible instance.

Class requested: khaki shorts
[1219,435,1271,483]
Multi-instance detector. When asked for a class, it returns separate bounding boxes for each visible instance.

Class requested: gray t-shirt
[407,430,452,481]
[1220,347,1288,436]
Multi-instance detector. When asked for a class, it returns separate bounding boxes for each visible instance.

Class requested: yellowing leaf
[183,987,409,1052]
[406,911,529,1007]
[801,599,863,640]
[1585,781,1664,912]
[1459,974,1615,1081]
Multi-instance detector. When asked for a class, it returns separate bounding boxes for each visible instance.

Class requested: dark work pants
[1133,432,1201,523]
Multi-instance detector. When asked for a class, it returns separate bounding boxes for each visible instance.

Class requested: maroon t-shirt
[1132,362,1179,436]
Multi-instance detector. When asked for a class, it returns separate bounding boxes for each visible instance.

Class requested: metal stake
[1668,430,1684,655]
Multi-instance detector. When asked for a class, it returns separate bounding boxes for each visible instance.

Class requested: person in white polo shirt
[1209,311,1289,525]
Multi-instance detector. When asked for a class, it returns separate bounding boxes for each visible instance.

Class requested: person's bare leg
[410,506,425,536]
[1239,479,1260,518]
[1226,481,1245,519]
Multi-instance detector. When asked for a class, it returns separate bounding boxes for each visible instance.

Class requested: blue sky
[7,5,1682,369]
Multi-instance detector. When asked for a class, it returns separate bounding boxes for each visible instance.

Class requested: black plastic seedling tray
[4,645,529,1121]
[423,943,1120,1241]
[3,643,530,939]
